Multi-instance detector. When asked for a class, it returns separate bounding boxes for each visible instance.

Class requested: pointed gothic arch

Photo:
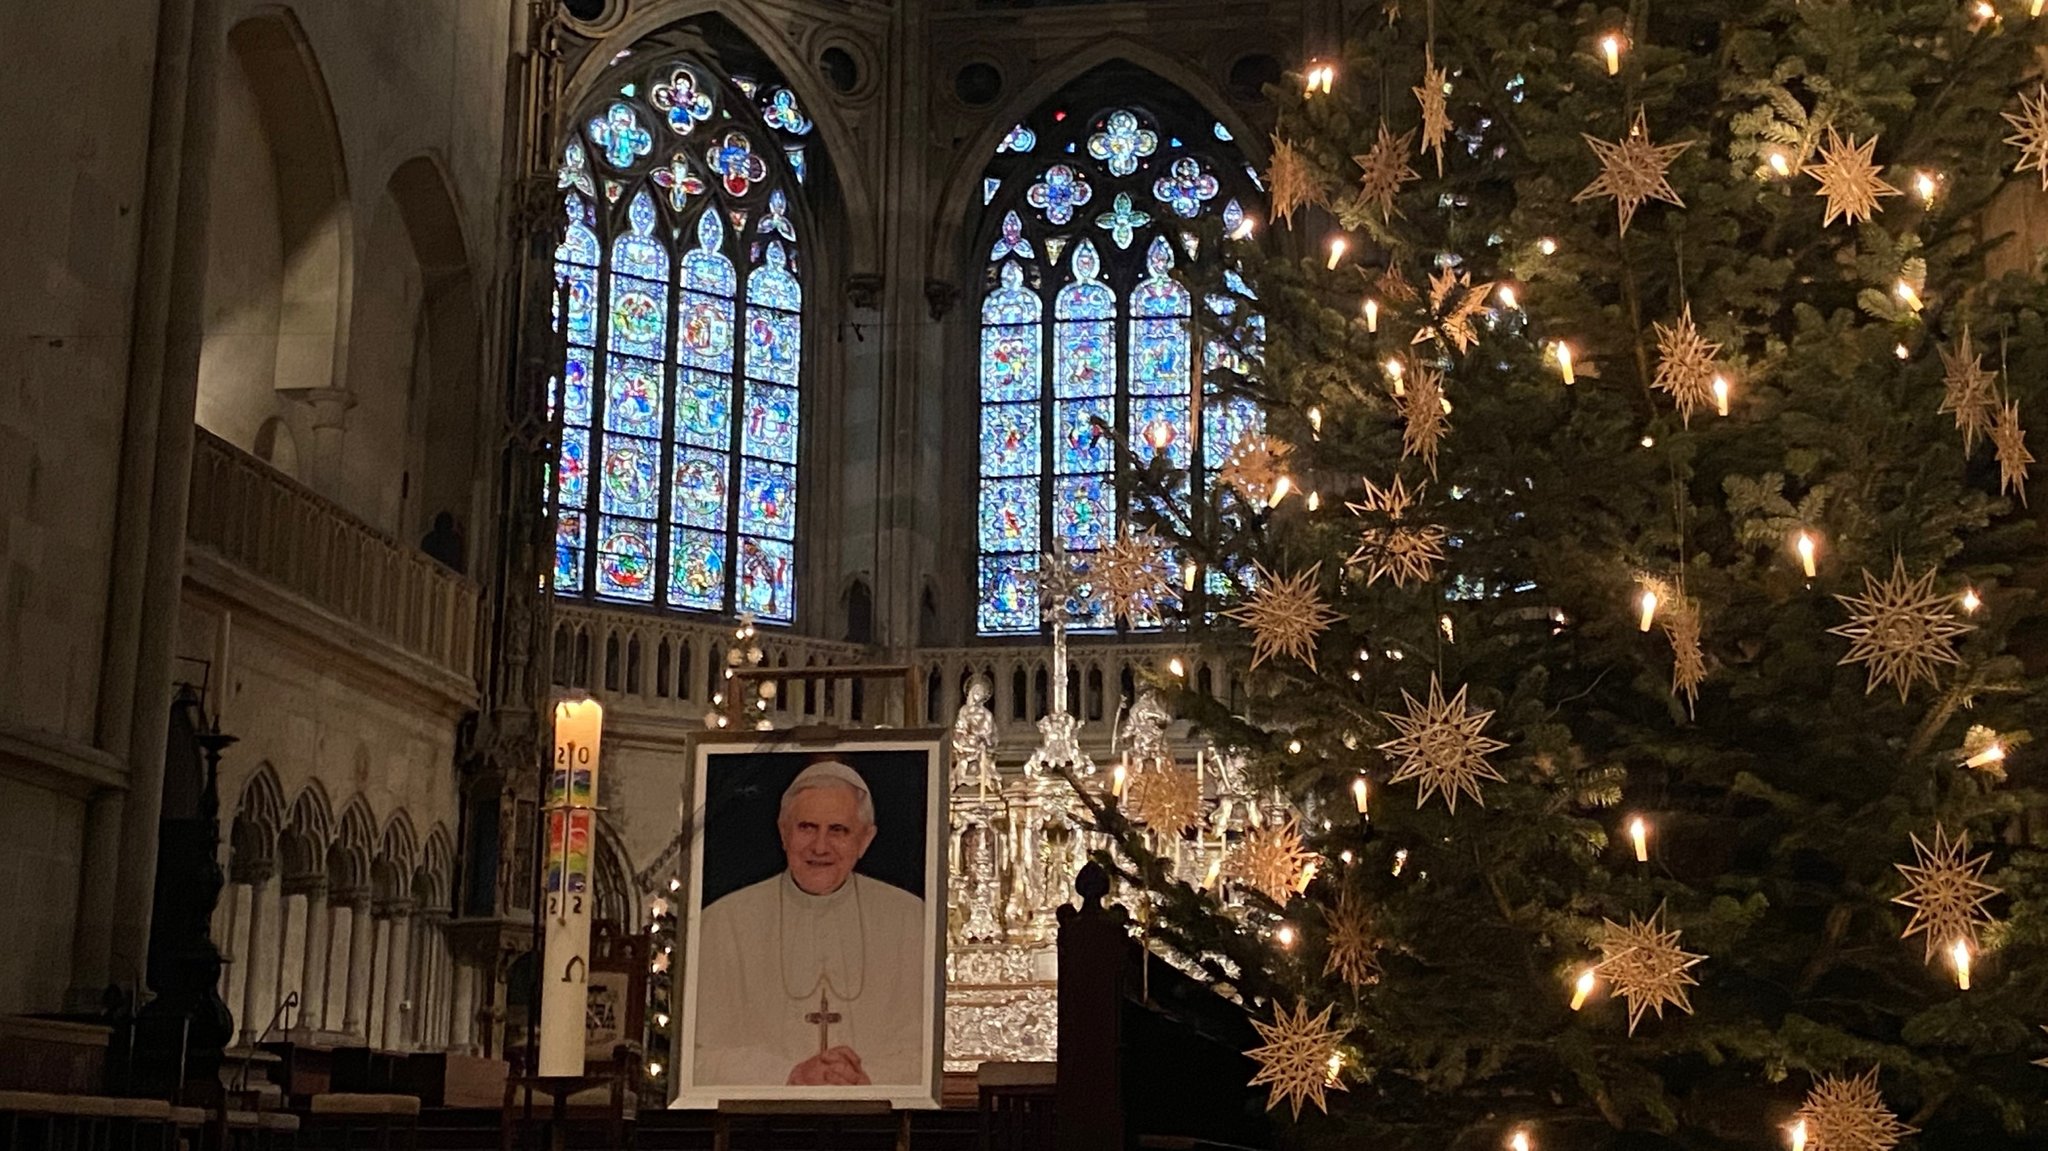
[231,765,288,881]
[280,781,334,885]
[330,798,378,900]
[375,811,421,904]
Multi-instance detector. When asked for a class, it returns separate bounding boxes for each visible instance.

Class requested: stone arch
[231,764,287,882]
[374,811,420,906]
[928,42,1265,284]
[415,823,454,914]
[279,781,334,888]
[329,798,377,901]
[197,7,353,461]
[342,153,482,539]
[561,2,875,271]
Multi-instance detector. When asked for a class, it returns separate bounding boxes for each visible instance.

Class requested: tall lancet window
[974,95,1260,635]
[550,51,812,623]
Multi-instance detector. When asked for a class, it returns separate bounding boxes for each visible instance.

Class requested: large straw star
[1575,109,1691,235]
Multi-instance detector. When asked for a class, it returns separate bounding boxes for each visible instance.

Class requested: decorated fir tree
[1090,2,2048,1147]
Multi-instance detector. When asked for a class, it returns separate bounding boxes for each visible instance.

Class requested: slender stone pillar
[237,874,276,1045]
[324,899,354,1033]
[274,890,306,1027]
[298,883,330,1031]
[367,916,391,1048]
[450,963,476,1052]
[218,881,248,1029]
[342,897,375,1037]
[381,909,414,1050]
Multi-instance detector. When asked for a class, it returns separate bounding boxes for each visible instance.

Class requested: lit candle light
[1790,1119,1807,1151]
[1768,150,1792,178]
[1510,1129,1533,1151]
[1600,33,1623,75]
[1796,532,1818,578]
[1203,858,1222,889]
[1327,236,1348,269]
[1554,341,1576,384]
[1961,588,1981,614]
[1570,968,1598,1010]
[1182,560,1199,591]
[1112,763,1128,797]
[1713,374,1730,417]
[1339,849,1354,863]
[1538,236,1558,256]
[1353,776,1371,815]
[1277,923,1297,946]
[1385,356,1407,395]
[1230,215,1256,240]
[1964,741,2006,770]
[1308,405,1323,433]
[1168,656,1187,678]
[1306,490,1322,511]
[1363,297,1380,331]
[1272,475,1294,503]
[2035,0,2045,18]
[1629,816,1650,862]
[1895,342,1911,360]
[1498,285,1519,310]
[1638,589,1660,632]
[1326,1052,1343,1084]
[1896,279,1923,312]
[1392,848,1409,876]
[1296,861,1318,892]
[1914,170,1939,205]
[1951,939,1972,990]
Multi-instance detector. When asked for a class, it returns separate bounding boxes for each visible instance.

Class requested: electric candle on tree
[1629,816,1649,862]
[1570,969,1597,1010]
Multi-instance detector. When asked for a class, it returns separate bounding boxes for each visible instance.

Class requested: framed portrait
[673,732,947,1109]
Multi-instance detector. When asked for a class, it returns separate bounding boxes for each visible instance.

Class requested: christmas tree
[1094,2,2048,1147]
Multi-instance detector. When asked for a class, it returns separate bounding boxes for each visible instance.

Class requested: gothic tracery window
[551,53,811,623]
[974,95,1261,636]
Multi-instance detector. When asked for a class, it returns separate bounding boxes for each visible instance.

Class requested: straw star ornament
[2003,82,2048,191]
[1664,599,1706,714]
[1892,823,2001,964]
[1093,530,1170,623]
[1244,1000,1348,1119]
[1224,563,1341,670]
[1595,908,1705,1034]
[1795,1069,1916,1151]
[1414,50,1451,176]
[1267,133,1320,228]
[1354,120,1420,221]
[1575,109,1691,235]
[1651,305,1723,426]
[1401,363,1450,475]
[1227,818,1318,904]
[1938,328,1998,452]
[1827,556,1973,701]
[1377,674,1508,813]
[1348,475,1446,588]
[1416,266,1493,354]
[1992,397,2032,506]
[1124,763,1205,834]
[1323,889,1381,990]
[1217,432,1292,505]
[1804,128,1900,228]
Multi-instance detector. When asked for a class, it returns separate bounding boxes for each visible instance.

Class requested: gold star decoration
[1374,261,1419,304]
[1414,49,1452,176]
[1938,328,1998,453]
[1354,120,1420,221]
[1347,475,1447,587]
[1414,266,1495,354]
[1795,1068,1917,1151]
[1651,305,1723,426]
[1595,908,1705,1035]
[1227,818,1318,904]
[1377,674,1508,813]
[1803,127,1900,228]
[1892,823,2001,964]
[1224,563,1342,670]
[2003,83,2048,191]
[1665,598,1706,716]
[1217,432,1292,505]
[1093,530,1170,623]
[1244,1000,1349,1119]
[1124,763,1205,834]
[1575,109,1692,236]
[1268,133,1321,229]
[1827,556,1973,701]
[1992,396,2032,506]
[1323,888,1381,990]
[1401,363,1450,475]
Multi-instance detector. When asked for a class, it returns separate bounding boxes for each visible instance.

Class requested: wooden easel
[711,1099,911,1151]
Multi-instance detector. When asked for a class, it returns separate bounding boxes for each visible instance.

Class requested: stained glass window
[548,50,812,623]
[973,94,1260,635]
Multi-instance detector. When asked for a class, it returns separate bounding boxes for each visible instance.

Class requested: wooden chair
[304,1093,421,1151]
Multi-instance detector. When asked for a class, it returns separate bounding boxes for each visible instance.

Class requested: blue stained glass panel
[677,293,734,371]
[983,262,1040,323]
[1054,400,1113,473]
[743,306,800,384]
[555,512,586,594]
[608,277,668,359]
[737,536,794,622]
[1053,475,1113,549]
[682,212,736,293]
[670,447,728,530]
[599,437,660,518]
[1066,560,1115,631]
[561,264,598,347]
[980,326,1041,403]
[1129,316,1190,393]
[596,516,656,601]
[786,146,806,184]
[1054,320,1115,398]
[739,458,797,540]
[667,528,726,611]
[557,428,589,507]
[557,196,599,266]
[1204,395,1263,457]
[983,177,1001,205]
[675,369,731,448]
[978,554,1040,634]
[741,382,798,463]
[980,403,1040,477]
[978,478,1039,553]
[560,348,594,425]
[748,243,802,310]
[1130,395,1192,467]
[604,356,662,434]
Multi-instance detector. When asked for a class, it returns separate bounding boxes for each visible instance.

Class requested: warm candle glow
[1768,150,1792,178]
[1168,656,1187,678]
[1914,170,1939,205]
[1538,236,1558,255]
[1276,923,1297,946]
[1498,285,1519,310]
[1327,236,1348,269]
[1392,848,1409,876]
[1353,776,1371,815]
[1510,1130,1533,1151]
[1229,215,1256,240]
[1111,763,1128,797]
[1961,588,1981,614]
[1326,1052,1344,1084]
[1895,342,1911,360]
[1363,297,1380,331]
[1629,816,1650,862]
[1385,356,1406,395]
[1296,861,1319,892]
[1308,405,1323,432]
[1600,33,1623,74]
[1712,374,1731,416]
[1203,858,1222,889]
[1790,1119,1808,1151]
[1306,490,1322,511]
[1951,939,1972,990]
[1304,61,1336,96]
[1896,279,1923,312]
[1182,560,1199,591]
[1965,741,2006,769]
[1272,475,1294,503]
[1554,342,1576,384]
[1638,589,1660,632]
[1570,968,1598,1010]
[2035,0,2045,18]
[1796,532,1818,578]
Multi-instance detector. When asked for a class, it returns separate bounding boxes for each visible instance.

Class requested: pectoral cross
[805,989,841,1056]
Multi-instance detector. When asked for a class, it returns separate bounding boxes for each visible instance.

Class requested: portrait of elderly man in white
[691,760,927,1087]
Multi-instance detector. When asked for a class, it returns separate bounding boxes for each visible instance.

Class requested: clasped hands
[786,1046,870,1086]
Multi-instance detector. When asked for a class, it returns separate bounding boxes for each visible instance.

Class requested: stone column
[215,880,246,1024]
[381,907,414,1050]
[450,963,476,1053]
[297,882,330,1032]
[342,897,375,1038]
[237,873,277,1046]
[323,898,354,1033]
[367,915,392,1048]
[282,387,356,497]
[274,888,306,1028]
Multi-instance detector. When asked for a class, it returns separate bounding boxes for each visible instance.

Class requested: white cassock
[692,871,928,1086]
